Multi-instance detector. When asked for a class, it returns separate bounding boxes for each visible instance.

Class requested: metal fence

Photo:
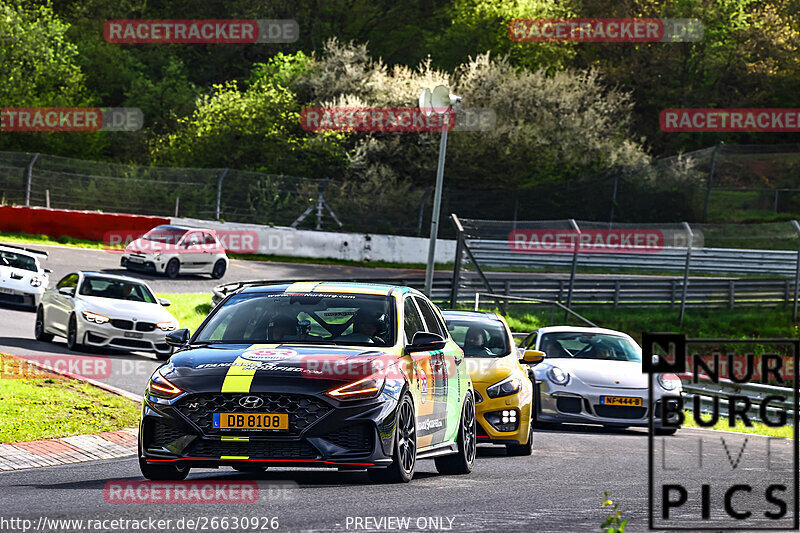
[451,215,800,321]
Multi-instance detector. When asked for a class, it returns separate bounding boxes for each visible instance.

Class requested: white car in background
[120,224,228,279]
[520,326,682,435]
[35,271,179,360]
[0,244,51,309]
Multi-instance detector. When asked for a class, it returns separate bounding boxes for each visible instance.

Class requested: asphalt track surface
[0,244,794,532]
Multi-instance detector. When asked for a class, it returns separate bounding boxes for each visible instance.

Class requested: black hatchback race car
[139,281,476,483]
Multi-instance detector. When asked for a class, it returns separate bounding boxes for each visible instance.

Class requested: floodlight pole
[424,117,450,297]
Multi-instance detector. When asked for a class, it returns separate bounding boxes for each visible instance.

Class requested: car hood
[166,344,398,380]
[466,354,518,383]
[126,238,177,255]
[545,358,646,388]
[77,295,175,322]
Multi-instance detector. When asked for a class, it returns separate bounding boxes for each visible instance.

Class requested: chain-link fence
[1,144,799,236]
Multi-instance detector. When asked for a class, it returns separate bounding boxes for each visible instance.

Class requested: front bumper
[473,386,533,445]
[139,389,400,469]
[121,253,166,274]
[0,287,41,308]
[81,320,171,354]
[538,382,680,427]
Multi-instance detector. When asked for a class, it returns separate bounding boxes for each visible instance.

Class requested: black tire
[506,419,533,456]
[368,393,416,483]
[211,259,226,279]
[34,306,54,342]
[155,346,173,361]
[434,392,477,475]
[655,427,678,436]
[232,464,269,472]
[165,258,180,279]
[139,457,189,480]
[66,314,80,351]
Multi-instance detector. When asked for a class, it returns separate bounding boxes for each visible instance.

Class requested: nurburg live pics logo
[644,333,799,531]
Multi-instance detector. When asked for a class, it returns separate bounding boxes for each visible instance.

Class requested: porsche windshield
[195,292,396,346]
[539,332,641,362]
[0,251,37,272]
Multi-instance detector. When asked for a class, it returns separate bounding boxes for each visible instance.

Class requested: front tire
[434,392,477,475]
[34,306,54,342]
[506,418,533,456]
[165,258,180,279]
[368,393,416,483]
[211,259,226,279]
[66,314,80,351]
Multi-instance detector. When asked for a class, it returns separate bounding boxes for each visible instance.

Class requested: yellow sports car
[442,311,543,455]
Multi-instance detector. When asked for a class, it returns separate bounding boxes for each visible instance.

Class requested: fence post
[449,214,465,309]
[728,280,735,309]
[703,142,722,222]
[25,153,39,207]
[565,219,580,320]
[679,221,694,325]
[417,187,431,236]
[609,170,619,224]
[791,220,800,321]
[614,280,620,309]
[215,168,229,220]
[174,196,180,217]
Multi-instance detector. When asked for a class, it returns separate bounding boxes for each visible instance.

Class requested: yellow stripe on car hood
[220,343,278,393]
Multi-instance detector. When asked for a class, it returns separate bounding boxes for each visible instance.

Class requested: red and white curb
[0,428,138,471]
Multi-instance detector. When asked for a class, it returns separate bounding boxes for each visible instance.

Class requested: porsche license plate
[600,396,642,407]
[213,413,289,430]
[0,287,16,295]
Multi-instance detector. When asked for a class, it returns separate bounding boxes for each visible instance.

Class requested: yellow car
[442,311,543,455]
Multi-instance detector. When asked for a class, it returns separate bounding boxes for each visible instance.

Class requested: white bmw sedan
[520,326,682,434]
[35,271,179,360]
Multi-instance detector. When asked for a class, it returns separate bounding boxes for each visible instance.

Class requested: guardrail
[680,378,795,424]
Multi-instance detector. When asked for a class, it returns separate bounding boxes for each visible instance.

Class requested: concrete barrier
[172,217,456,264]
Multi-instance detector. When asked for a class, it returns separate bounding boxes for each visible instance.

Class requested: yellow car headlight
[486,375,521,398]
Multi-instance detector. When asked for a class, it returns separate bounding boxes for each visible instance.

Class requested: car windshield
[79,277,156,303]
[539,332,641,362]
[446,319,510,357]
[142,225,188,243]
[0,251,37,272]
[194,291,396,346]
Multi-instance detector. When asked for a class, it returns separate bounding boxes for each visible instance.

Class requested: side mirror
[58,286,75,297]
[522,349,546,365]
[166,328,190,347]
[405,331,446,354]
[159,297,171,307]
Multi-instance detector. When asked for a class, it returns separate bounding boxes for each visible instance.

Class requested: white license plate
[123,331,143,339]
[128,257,143,263]
[0,287,16,295]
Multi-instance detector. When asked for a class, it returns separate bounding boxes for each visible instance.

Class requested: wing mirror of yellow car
[522,350,546,365]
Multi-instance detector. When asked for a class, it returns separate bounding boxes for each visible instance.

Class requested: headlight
[486,375,522,398]
[29,277,42,287]
[547,366,570,385]
[148,367,183,398]
[157,321,177,331]
[657,373,680,391]
[81,311,110,324]
[327,376,385,400]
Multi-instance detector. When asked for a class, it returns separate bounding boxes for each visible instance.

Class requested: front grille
[111,319,133,330]
[556,397,582,414]
[594,405,647,419]
[136,322,156,332]
[188,439,317,459]
[0,293,25,304]
[176,393,331,436]
[151,421,185,448]
[320,424,372,452]
[114,338,152,348]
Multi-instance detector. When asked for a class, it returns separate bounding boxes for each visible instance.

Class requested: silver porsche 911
[520,326,681,434]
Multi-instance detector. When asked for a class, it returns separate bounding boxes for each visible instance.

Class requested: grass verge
[159,293,212,332]
[0,355,140,443]
[681,410,793,439]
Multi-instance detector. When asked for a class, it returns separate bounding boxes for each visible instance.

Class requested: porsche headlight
[29,277,42,287]
[81,311,110,324]
[657,373,679,391]
[547,366,570,385]
[486,376,522,398]
[157,321,177,331]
